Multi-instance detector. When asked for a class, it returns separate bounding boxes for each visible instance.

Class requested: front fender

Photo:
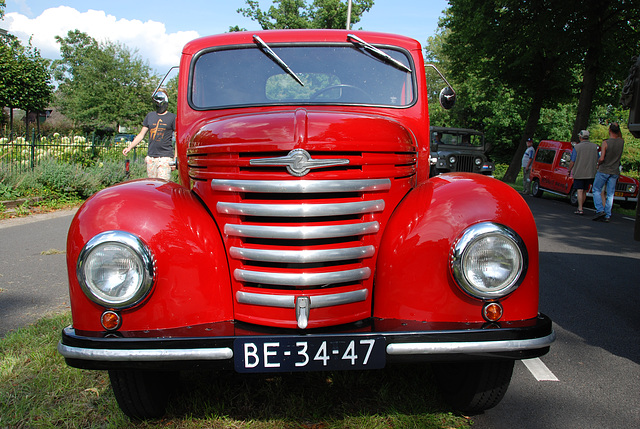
[66,179,232,332]
[374,173,539,323]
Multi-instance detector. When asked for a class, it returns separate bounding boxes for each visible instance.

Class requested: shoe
[574,210,583,215]
[592,212,605,221]
[603,217,610,223]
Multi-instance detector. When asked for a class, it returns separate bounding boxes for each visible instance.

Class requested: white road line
[522,357,559,381]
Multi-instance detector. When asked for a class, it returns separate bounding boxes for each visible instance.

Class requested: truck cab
[59,30,553,419]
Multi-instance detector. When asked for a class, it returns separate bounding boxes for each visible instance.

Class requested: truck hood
[189,108,416,153]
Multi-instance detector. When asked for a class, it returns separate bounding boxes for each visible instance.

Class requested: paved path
[0,208,78,337]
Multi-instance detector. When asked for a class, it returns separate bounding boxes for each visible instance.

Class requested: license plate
[234,335,385,373]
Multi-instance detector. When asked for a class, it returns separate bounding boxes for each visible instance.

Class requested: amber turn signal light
[483,302,503,322]
[101,310,122,331]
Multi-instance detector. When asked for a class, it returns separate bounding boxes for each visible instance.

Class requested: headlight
[450,222,527,299]
[449,156,456,164]
[475,157,483,165]
[77,231,155,308]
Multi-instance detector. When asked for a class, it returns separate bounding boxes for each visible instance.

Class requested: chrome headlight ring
[76,230,155,309]
[450,222,528,300]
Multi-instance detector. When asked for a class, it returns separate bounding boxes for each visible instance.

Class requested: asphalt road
[472,195,640,429]
[0,196,638,428]
[0,208,77,338]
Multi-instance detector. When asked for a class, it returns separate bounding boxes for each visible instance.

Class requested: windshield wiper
[347,34,412,73]
[253,35,304,87]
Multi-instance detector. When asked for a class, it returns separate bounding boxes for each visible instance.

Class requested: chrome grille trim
[234,267,371,286]
[225,222,380,239]
[218,200,385,217]
[230,245,375,263]
[211,178,391,193]
[236,289,369,308]
[236,292,295,308]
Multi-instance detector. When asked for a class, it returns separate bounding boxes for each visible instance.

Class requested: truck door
[554,149,573,194]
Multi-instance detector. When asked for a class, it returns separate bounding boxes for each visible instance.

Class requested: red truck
[58,30,554,419]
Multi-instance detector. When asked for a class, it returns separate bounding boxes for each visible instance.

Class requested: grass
[0,313,471,428]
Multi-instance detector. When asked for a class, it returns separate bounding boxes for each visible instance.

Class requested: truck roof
[182,29,423,55]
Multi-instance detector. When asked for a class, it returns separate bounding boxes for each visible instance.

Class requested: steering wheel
[311,84,372,101]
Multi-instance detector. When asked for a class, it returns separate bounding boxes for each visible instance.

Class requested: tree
[0,34,53,137]
[52,30,156,132]
[442,0,580,182]
[441,0,640,182]
[569,1,640,140]
[237,0,374,30]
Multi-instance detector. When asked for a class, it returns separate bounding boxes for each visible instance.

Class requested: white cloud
[4,6,199,72]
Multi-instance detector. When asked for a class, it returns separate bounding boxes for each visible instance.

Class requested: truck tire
[569,189,579,206]
[531,180,543,197]
[109,369,176,419]
[433,360,514,413]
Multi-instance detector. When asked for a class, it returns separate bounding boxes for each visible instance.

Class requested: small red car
[530,139,638,209]
[59,30,554,419]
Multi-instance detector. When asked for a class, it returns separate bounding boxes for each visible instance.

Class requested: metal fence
[0,131,148,173]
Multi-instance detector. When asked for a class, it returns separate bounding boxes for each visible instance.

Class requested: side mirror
[426,63,457,110]
[439,87,456,110]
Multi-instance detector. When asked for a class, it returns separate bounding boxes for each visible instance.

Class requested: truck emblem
[250,149,349,177]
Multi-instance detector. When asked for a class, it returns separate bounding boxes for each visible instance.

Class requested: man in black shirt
[123,89,177,180]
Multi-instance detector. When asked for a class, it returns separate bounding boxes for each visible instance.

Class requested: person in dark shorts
[567,130,598,215]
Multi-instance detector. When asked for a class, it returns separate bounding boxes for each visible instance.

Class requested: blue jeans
[592,172,618,218]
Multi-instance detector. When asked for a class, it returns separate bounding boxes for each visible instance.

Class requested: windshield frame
[187,41,417,111]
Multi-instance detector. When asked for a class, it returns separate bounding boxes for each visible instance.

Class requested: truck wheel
[531,180,543,197]
[569,189,579,206]
[433,360,514,413]
[109,369,176,420]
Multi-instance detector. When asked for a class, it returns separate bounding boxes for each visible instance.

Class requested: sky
[1,0,449,74]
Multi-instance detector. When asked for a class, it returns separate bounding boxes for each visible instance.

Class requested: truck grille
[214,178,388,287]
[189,149,415,328]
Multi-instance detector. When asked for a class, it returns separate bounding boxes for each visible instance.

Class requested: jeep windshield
[432,130,484,148]
[190,43,415,109]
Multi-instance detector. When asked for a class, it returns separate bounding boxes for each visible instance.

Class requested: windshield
[432,131,484,148]
[190,44,414,109]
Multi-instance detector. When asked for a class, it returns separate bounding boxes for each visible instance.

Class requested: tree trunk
[502,83,545,183]
[572,2,606,141]
[571,46,602,141]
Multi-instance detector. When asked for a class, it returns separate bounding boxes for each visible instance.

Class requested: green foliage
[237,0,374,30]
[51,30,157,131]
[0,35,53,115]
[437,0,640,182]
[0,155,149,207]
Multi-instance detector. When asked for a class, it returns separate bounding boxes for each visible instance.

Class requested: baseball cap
[578,130,589,139]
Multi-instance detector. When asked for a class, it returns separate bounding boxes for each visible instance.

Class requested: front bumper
[59,314,554,371]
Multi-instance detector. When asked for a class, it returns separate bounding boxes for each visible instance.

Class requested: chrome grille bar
[211,179,391,193]
[225,222,379,239]
[229,245,375,263]
[234,267,371,286]
[218,200,384,217]
[236,289,369,308]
